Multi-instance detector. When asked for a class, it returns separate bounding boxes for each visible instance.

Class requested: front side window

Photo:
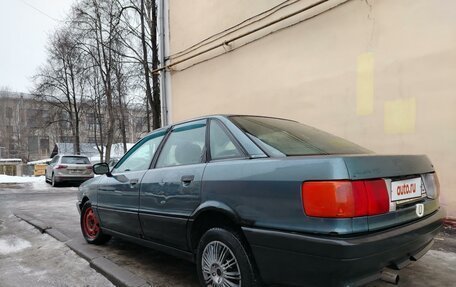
[156,120,206,168]
[210,120,243,160]
[114,132,165,172]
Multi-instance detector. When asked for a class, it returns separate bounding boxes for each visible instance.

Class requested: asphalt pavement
[1,180,456,287]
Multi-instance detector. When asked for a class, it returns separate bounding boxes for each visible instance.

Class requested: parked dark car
[77,115,443,287]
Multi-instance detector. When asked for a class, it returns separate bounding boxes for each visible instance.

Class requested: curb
[444,218,456,228]
[14,212,151,287]
[15,212,51,233]
[91,257,150,287]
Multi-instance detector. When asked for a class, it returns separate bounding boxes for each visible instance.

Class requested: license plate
[391,177,423,201]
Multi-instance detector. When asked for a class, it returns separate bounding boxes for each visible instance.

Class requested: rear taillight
[55,165,68,169]
[302,179,389,218]
[86,166,93,170]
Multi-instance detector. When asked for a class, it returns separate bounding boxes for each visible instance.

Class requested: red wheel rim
[83,207,100,239]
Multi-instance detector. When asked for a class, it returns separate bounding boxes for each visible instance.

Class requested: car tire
[80,201,111,244]
[51,174,59,187]
[196,228,260,287]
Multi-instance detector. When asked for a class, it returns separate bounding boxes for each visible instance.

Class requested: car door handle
[129,179,139,187]
[181,175,194,185]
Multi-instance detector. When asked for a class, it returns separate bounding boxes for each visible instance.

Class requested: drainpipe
[158,0,170,126]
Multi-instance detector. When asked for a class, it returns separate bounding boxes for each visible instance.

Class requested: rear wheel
[197,228,259,287]
[45,174,50,184]
[80,202,111,244]
[51,174,59,187]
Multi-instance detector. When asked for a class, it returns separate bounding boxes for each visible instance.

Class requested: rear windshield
[61,156,91,164]
[230,116,370,156]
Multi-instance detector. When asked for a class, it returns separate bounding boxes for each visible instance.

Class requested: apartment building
[0,91,148,161]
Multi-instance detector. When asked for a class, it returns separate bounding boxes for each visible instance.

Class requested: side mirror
[93,163,111,176]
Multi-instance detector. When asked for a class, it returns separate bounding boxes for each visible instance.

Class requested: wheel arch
[79,196,90,211]
[187,201,244,252]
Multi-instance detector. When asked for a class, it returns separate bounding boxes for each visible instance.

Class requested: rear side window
[209,120,243,160]
[50,156,59,164]
[230,116,370,156]
[61,156,91,164]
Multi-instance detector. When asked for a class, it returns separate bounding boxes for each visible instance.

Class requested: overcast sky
[0,0,75,93]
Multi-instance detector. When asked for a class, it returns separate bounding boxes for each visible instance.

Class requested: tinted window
[61,156,91,164]
[50,156,59,164]
[210,120,243,160]
[156,120,206,168]
[115,133,164,172]
[230,116,370,156]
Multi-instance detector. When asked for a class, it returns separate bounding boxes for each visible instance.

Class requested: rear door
[139,120,207,250]
[96,131,165,237]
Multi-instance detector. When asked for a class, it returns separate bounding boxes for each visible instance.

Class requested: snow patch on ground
[426,249,456,261]
[0,235,32,255]
[31,179,49,190]
[0,175,45,184]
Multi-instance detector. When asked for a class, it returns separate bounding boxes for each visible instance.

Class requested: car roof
[147,114,297,134]
[56,154,90,158]
[138,114,300,142]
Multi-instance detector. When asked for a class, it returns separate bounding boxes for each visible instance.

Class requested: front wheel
[196,228,260,287]
[80,202,111,244]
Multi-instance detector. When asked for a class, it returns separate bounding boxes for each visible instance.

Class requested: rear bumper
[242,208,444,287]
[54,175,93,183]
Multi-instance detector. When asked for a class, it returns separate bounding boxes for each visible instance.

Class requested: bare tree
[115,0,161,130]
[32,0,162,162]
[33,26,86,154]
[72,0,124,162]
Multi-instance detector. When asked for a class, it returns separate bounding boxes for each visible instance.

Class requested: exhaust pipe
[380,269,400,285]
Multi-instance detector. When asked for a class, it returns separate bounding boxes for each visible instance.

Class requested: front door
[96,131,165,237]
[139,120,207,250]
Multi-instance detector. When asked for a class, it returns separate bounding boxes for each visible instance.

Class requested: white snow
[0,159,21,162]
[0,175,45,184]
[27,159,52,165]
[0,235,32,255]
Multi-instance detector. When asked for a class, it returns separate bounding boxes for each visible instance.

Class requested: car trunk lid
[60,164,92,175]
[342,154,434,180]
[342,154,439,232]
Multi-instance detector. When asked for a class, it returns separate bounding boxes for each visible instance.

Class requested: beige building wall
[167,0,456,218]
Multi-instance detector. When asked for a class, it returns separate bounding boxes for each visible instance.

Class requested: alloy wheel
[202,240,241,287]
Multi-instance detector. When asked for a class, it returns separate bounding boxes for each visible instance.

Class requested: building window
[27,109,42,128]
[60,136,74,143]
[60,111,71,129]
[6,126,13,136]
[28,136,39,154]
[40,138,49,155]
[88,123,99,131]
[87,113,96,125]
[9,142,15,153]
[6,107,13,118]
